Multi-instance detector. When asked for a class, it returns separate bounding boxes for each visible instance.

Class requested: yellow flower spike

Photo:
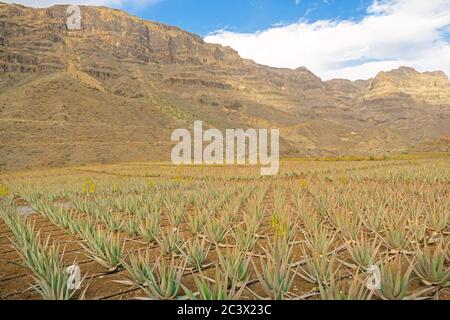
[0,184,9,196]
[271,214,287,237]
[299,179,308,190]
[83,178,96,195]
[340,176,349,184]
[271,214,280,229]
[274,221,287,238]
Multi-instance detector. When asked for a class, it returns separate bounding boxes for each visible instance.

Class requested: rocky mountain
[0,2,449,170]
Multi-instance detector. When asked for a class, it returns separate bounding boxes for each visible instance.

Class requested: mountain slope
[0,3,449,170]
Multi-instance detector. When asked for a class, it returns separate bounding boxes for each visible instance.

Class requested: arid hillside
[0,2,449,170]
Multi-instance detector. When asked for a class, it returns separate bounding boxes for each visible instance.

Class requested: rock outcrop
[0,2,449,170]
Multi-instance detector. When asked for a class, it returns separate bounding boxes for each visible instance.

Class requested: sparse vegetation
[0,205,78,300]
[0,157,448,300]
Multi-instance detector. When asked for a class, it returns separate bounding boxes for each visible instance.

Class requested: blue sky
[122,0,373,37]
[3,0,376,36]
[5,0,450,80]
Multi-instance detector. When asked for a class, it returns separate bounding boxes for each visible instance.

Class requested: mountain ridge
[0,2,449,170]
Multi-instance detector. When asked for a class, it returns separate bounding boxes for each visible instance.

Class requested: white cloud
[1,0,162,8]
[205,0,450,80]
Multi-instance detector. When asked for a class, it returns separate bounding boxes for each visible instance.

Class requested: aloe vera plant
[97,210,123,232]
[1,207,77,300]
[254,238,296,300]
[187,209,208,234]
[408,216,427,244]
[346,234,382,270]
[232,227,258,252]
[332,209,362,240]
[122,215,139,235]
[155,228,182,254]
[426,200,448,232]
[183,267,245,300]
[243,209,262,234]
[298,244,335,285]
[300,210,321,234]
[303,226,335,256]
[137,197,162,221]
[113,194,139,214]
[140,258,185,300]
[32,201,79,233]
[29,242,78,300]
[124,197,140,215]
[71,197,97,217]
[319,272,372,300]
[1,207,36,249]
[222,207,237,227]
[414,242,450,286]
[377,256,414,300]
[361,202,385,233]
[181,238,210,269]
[137,213,160,242]
[123,250,154,285]
[383,215,411,251]
[313,192,333,218]
[166,199,186,227]
[80,227,125,270]
[217,247,250,283]
[204,218,228,244]
[246,194,265,223]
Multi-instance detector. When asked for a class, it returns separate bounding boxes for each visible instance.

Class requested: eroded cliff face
[0,3,449,170]
[0,4,244,71]
[360,67,450,107]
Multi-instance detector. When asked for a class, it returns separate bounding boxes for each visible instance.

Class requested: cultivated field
[0,156,449,300]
